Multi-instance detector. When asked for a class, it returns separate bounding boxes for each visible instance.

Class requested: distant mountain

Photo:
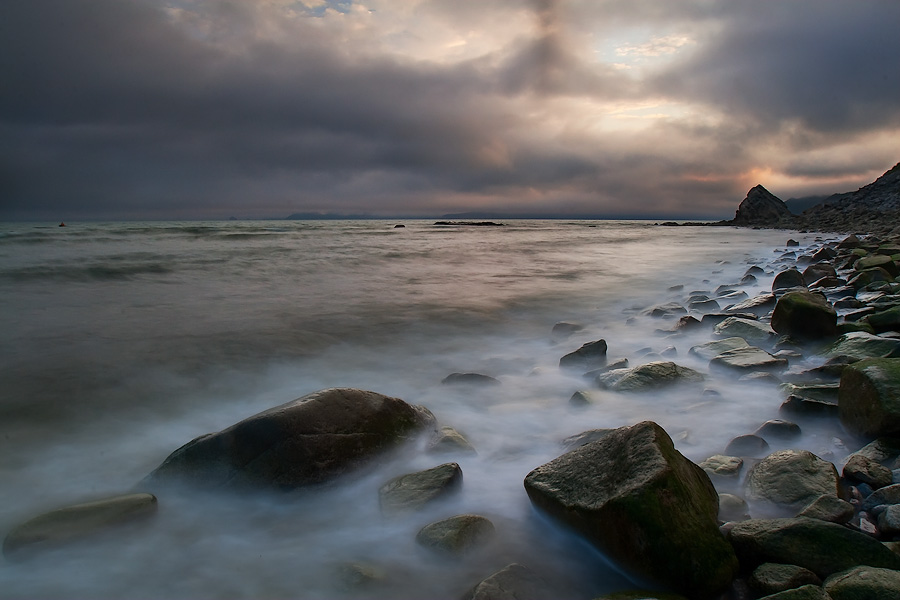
[784,195,828,214]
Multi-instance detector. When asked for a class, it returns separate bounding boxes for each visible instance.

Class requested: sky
[2,0,899,221]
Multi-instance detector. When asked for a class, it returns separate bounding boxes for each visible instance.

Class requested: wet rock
[462,563,557,600]
[428,426,477,455]
[710,346,788,374]
[595,361,704,392]
[714,317,777,343]
[746,450,840,509]
[646,302,688,318]
[739,371,783,384]
[856,254,899,276]
[849,267,894,290]
[727,517,900,579]
[823,565,900,600]
[415,514,495,557]
[860,484,900,512]
[725,435,771,458]
[3,493,158,558]
[838,234,862,249]
[802,263,837,285]
[843,454,893,489]
[442,372,501,386]
[144,388,436,490]
[781,382,840,403]
[838,358,900,438]
[866,306,900,334]
[850,437,900,463]
[700,454,744,479]
[690,337,750,361]
[585,358,630,380]
[334,561,388,592]
[755,584,830,599]
[719,493,751,523]
[771,291,837,339]
[773,269,806,292]
[748,563,821,597]
[754,419,802,441]
[559,339,608,371]
[726,293,776,316]
[379,462,462,514]
[673,315,703,331]
[787,239,800,247]
[561,428,615,451]
[689,298,721,312]
[796,494,855,524]
[524,421,738,598]
[779,395,839,418]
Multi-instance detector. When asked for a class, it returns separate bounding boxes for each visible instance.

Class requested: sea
[0,219,856,599]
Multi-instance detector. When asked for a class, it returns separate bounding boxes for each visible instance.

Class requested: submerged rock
[379,462,462,514]
[462,563,557,600]
[727,517,900,579]
[690,337,750,361]
[838,358,900,438]
[428,426,477,455]
[144,388,436,490]
[415,514,495,557]
[441,372,501,386]
[523,421,737,598]
[3,493,158,558]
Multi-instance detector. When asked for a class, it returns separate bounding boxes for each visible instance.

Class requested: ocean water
[0,220,855,598]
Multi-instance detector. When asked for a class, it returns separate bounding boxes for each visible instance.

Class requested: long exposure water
[0,220,854,598]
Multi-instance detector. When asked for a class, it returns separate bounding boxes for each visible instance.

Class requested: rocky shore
[4,165,900,599]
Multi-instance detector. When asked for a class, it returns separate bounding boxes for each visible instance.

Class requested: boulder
[838,358,900,438]
[143,388,436,490]
[850,437,900,463]
[748,563,821,597]
[710,347,788,374]
[595,361,704,392]
[379,462,462,514]
[441,372,501,386]
[524,421,738,598]
[796,494,855,524]
[569,390,592,406]
[856,254,899,276]
[771,291,837,339]
[860,484,900,512]
[843,454,893,489]
[773,269,806,292]
[551,321,583,340]
[690,337,750,361]
[718,493,751,522]
[3,493,158,558]
[877,504,900,536]
[714,317,777,343]
[802,263,837,285]
[746,450,840,509]
[823,566,900,600]
[822,331,900,360]
[559,339,608,371]
[415,514,495,556]
[462,563,557,600]
[726,517,900,578]
[848,267,893,290]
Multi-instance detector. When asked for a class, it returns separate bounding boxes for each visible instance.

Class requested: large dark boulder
[143,388,436,490]
[771,290,837,339]
[559,339,608,371]
[727,517,900,579]
[733,185,793,226]
[838,358,900,438]
[523,421,737,598]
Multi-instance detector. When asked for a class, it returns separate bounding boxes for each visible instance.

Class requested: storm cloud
[1,0,898,220]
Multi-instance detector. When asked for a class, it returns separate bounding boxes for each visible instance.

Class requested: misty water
[0,220,858,598]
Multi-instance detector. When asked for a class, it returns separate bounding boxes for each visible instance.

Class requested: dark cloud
[1,0,898,220]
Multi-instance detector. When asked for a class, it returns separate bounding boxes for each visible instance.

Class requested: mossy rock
[524,421,737,598]
[838,358,900,438]
[864,305,900,334]
[823,565,900,600]
[595,361,704,392]
[771,291,837,339]
[822,332,900,360]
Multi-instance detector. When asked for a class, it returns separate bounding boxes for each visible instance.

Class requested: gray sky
[2,0,899,220]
